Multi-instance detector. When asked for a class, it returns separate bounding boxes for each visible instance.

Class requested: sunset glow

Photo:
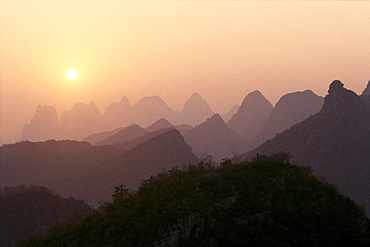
[1,1,369,144]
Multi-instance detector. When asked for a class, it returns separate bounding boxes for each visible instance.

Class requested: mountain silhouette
[131,96,175,127]
[245,80,370,216]
[21,105,59,141]
[227,90,273,140]
[221,104,239,122]
[184,114,246,161]
[146,118,174,132]
[0,140,120,190]
[59,101,104,140]
[103,96,132,130]
[82,126,126,145]
[95,124,147,146]
[57,129,200,204]
[250,90,324,149]
[175,92,214,126]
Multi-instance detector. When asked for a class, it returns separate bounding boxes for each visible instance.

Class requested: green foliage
[18,153,370,246]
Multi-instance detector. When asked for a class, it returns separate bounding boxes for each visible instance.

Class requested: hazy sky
[1,1,369,144]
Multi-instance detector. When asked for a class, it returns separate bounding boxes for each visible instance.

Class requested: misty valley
[1,80,370,246]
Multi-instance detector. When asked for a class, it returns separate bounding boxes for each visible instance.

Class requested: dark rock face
[227,91,273,140]
[184,114,246,161]
[251,90,324,149]
[21,105,59,141]
[246,81,370,216]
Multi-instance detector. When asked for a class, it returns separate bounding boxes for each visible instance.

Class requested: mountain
[21,105,59,141]
[174,123,193,136]
[0,140,120,190]
[59,101,104,140]
[103,96,132,130]
[95,124,147,146]
[362,80,370,96]
[82,127,125,145]
[184,114,246,161]
[251,90,324,149]
[131,96,175,127]
[221,104,239,122]
[57,129,200,204]
[227,91,273,140]
[360,80,370,108]
[175,93,214,126]
[146,118,174,132]
[245,80,370,216]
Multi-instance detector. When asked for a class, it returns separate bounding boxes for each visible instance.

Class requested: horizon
[1,1,369,144]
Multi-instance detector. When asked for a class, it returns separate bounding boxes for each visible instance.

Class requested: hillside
[0,140,121,190]
[0,185,92,247]
[18,155,370,246]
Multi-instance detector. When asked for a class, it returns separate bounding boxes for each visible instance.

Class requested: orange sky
[1,1,369,144]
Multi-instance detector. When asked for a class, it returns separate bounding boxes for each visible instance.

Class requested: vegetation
[0,185,93,247]
[17,153,370,246]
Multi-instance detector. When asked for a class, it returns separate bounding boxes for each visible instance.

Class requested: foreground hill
[56,129,200,204]
[0,185,93,247]
[19,155,370,246]
[245,81,370,216]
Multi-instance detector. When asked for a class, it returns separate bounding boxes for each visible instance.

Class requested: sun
[66,69,78,80]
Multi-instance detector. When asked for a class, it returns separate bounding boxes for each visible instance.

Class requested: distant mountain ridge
[20,93,214,142]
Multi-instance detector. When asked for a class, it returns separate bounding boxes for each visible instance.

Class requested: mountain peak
[209,113,225,124]
[146,118,174,132]
[323,80,360,111]
[328,80,344,94]
[120,96,131,105]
